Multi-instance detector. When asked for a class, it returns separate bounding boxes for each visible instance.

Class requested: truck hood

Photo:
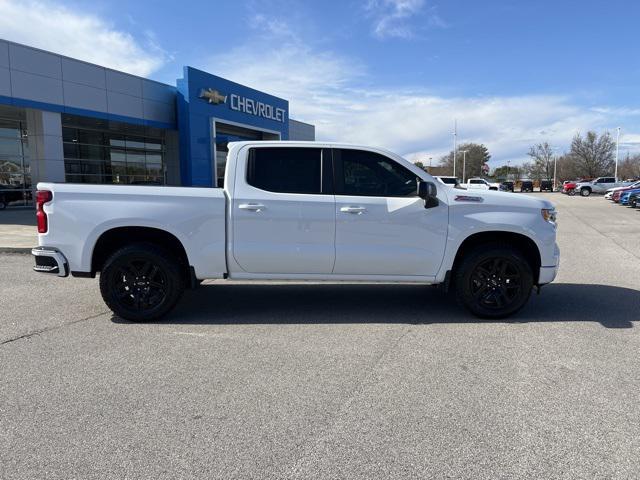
[446,188,554,210]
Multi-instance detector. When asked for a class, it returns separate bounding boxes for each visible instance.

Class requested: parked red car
[562,179,593,196]
[562,180,577,195]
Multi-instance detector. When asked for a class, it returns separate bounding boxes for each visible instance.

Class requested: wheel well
[450,231,541,283]
[91,227,191,281]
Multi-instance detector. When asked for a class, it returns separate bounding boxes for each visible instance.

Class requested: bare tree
[570,131,615,178]
[527,142,555,180]
[555,154,582,181]
[617,154,640,180]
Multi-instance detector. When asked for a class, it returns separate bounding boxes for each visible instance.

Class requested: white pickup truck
[33,142,559,321]
[461,178,501,191]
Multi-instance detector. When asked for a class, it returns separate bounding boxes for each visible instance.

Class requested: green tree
[413,161,426,171]
[492,164,521,181]
[439,143,491,180]
[570,131,615,178]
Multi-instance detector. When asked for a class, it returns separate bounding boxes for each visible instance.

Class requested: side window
[334,149,418,197]
[470,179,483,184]
[247,147,322,194]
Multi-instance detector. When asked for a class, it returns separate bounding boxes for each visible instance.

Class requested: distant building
[426,165,452,176]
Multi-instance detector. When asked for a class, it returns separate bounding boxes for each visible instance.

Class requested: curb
[0,247,32,254]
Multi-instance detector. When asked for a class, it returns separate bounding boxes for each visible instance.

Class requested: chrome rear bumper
[32,247,69,277]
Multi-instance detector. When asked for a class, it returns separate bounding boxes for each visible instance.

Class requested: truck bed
[37,183,227,279]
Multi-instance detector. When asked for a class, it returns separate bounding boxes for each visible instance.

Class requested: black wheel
[455,245,533,319]
[99,243,185,322]
[0,196,6,210]
[580,188,591,197]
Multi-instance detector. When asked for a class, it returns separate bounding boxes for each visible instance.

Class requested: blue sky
[1,0,639,167]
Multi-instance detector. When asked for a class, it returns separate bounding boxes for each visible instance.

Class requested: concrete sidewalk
[0,208,36,252]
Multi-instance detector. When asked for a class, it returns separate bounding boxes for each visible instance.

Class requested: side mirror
[418,181,439,208]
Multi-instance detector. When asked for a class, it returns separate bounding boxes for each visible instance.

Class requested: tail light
[36,190,52,233]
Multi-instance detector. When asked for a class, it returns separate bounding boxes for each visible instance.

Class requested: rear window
[247,147,322,194]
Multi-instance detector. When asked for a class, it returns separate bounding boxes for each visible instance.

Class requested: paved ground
[1,193,639,479]
[0,207,35,250]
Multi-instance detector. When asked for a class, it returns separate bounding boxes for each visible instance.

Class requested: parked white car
[32,141,559,320]
[461,177,501,190]
[574,177,634,197]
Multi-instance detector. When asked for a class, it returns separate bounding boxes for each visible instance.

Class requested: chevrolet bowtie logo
[199,88,227,105]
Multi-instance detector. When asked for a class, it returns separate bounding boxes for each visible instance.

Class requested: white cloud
[208,29,630,167]
[365,0,446,39]
[0,0,168,77]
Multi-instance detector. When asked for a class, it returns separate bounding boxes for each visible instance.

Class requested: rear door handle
[239,203,266,212]
[340,206,367,214]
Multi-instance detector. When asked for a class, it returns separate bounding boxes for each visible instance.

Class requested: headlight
[541,208,557,224]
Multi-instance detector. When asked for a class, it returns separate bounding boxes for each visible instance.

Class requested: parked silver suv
[574,177,633,197]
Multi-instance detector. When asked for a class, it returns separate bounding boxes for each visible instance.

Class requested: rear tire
[0,196,6,210]
[454,245,534,319]
[99,243,185,322]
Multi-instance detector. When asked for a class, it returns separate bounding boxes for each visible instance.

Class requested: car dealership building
[0,39,315,206]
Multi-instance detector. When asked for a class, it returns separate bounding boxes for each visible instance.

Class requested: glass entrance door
[213,122,280,187]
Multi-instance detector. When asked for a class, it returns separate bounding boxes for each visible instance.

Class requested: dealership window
[247,147,322,194]
[0,115,31,207]
[62,115,166,185]
[334,149,417,197]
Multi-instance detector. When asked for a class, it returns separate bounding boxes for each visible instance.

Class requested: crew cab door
[332,148,448,277]
[231,146,335,274]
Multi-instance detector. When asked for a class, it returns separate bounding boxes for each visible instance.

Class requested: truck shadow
[112,283,639,329]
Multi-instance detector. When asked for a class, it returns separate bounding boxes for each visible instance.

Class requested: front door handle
[239,203,266,212]
[340,206,367,214]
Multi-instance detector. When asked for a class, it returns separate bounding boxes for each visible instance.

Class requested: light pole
[615,126,621,180]
[553,155,558,190]
[507,160,510,180]
[460,150,468,183]
[452,119,457,177]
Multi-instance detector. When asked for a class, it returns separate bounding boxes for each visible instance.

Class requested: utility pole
[507,160,510,180]
[452,119,457,178]
[615,127,621,180]
[460,150,468,183]
[553,155,557,190]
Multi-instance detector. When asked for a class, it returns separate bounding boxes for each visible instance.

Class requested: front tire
[455,245,534,319]
[99,243,185,322]
[580,188,591,197]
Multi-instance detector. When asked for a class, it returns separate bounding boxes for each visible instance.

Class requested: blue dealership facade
[0,39,314,205]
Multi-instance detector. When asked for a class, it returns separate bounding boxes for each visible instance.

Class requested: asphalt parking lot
[1,193,639,479]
